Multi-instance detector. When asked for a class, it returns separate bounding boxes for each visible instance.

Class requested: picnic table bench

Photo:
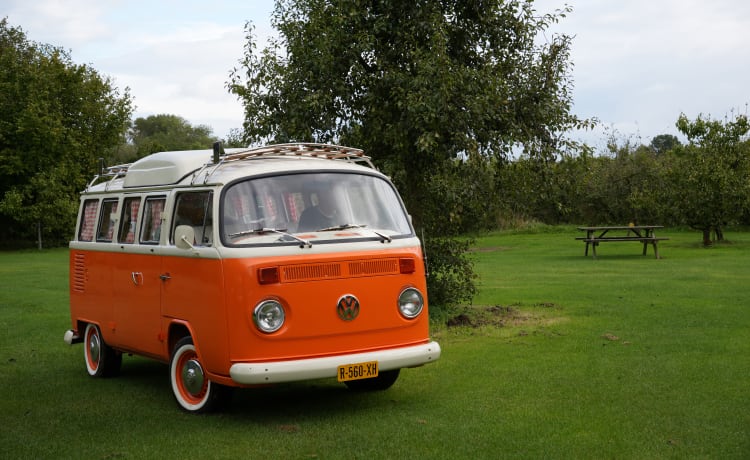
[576,226,668,259]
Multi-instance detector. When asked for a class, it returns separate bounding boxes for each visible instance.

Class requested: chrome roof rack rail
[195,143,375,184]
[220,143,374,169]
[85,162,132,191]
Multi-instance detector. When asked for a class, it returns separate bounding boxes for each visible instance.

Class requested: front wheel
[84,323,121,378]
[170,336,231,413]
[344,369,400,391]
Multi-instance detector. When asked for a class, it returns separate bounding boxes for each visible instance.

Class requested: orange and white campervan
[65,143,440,412]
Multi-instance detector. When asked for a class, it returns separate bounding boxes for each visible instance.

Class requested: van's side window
[173,191,213,246]
[140,196,166,244]
[96,199,119,242]
[78,200,99,241]
[118,197,141,244]
[78,199,99,242]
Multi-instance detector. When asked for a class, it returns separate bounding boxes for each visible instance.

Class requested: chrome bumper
[64,329,81,345]
[229,341,441,385]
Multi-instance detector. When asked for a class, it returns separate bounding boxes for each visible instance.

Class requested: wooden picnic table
[576,225,668,259]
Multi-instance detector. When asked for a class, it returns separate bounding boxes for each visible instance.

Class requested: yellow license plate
[337,361,378,382]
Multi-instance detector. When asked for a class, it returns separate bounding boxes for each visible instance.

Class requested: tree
[228,1,590,309]
[127,114,218,160]
[649,133,681,154]
[0,19,133,247]
[668,113,750,245]
[223,128,247,148]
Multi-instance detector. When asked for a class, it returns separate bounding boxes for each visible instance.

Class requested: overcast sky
[5,0,750,151]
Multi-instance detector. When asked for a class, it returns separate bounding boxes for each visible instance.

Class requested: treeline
[437,116,750,246]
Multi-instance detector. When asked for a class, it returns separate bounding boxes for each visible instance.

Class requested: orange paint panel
[220,246,430,365]
[69,250,115,343]
[160,255,228,374]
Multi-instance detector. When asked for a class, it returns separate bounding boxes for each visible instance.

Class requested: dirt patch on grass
[446,303,563,329]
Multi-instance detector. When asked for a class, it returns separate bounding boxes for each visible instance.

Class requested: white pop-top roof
[123,148,245,187]
[86,144,378,193]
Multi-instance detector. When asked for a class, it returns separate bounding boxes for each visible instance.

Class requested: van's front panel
[220,243,431,372]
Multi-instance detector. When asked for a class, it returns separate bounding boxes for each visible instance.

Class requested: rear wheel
[84,323,121,378]
[344,369,400,391]
[170,336,231,413]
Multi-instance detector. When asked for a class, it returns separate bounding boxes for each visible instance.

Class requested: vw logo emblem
[337,295,360,321]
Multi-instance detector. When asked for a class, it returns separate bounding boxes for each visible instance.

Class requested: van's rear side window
[78,199,99,242]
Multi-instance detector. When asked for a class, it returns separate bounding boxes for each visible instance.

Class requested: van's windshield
[221,172,412,246]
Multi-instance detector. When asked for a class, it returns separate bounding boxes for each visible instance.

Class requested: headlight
[398,287,424,319]
[253,300,285,333]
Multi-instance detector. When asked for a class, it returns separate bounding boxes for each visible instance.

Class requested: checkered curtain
[79,200,99,241]
[285,193,299,222]
[149,199,164,240]
[124,199,140,243]
[104,202,119,241]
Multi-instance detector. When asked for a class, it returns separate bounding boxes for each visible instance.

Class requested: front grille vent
[280,258,400,282]
[348,259,399,276]
[283,263,341,281]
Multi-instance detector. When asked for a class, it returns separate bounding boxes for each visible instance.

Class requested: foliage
[222,128,248,148]
[649,133,681,154]
[667,113,750,244]
[493,118,750,248]
[230,1,592,158]
[0,19,133,247]
[228,0,591,308]
[423,236,476,317]
[120,114,218,162]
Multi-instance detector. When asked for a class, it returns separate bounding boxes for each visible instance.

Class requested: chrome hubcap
[182,358,205,395]
[88,333,100,363]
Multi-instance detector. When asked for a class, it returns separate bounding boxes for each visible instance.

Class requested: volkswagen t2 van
[64,143,440,413]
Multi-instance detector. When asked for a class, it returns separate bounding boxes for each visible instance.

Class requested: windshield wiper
[229,227,312,248]
[316,223,392,243]
[372,230,392,243]
[316,223,367,232]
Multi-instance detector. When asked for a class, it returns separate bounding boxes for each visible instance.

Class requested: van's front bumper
[229,341,441,385]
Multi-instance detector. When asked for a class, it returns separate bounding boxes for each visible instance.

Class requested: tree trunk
[713,225,724,242]
[702,227,712,247]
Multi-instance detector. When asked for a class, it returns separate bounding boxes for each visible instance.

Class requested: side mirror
[175,225,195,250]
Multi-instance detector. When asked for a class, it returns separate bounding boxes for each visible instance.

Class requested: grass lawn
[1,228,748,459]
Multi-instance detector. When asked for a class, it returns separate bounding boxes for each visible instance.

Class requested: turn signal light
[258,266,280,285]
[399,258,416,274]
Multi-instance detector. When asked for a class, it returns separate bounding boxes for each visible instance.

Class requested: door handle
[160,273,171,281]
[131,272,143,285]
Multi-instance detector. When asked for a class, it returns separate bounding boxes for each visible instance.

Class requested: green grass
[1,229,748,459]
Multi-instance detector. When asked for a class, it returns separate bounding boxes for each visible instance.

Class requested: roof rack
[85,162,132,191]
[221,143,373,167]
[193,143,375,185]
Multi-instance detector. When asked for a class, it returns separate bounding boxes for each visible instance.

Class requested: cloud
[537,0,750,145]
[5,0,112,47]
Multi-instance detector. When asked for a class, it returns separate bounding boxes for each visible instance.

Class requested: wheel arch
[167,321,193,354]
